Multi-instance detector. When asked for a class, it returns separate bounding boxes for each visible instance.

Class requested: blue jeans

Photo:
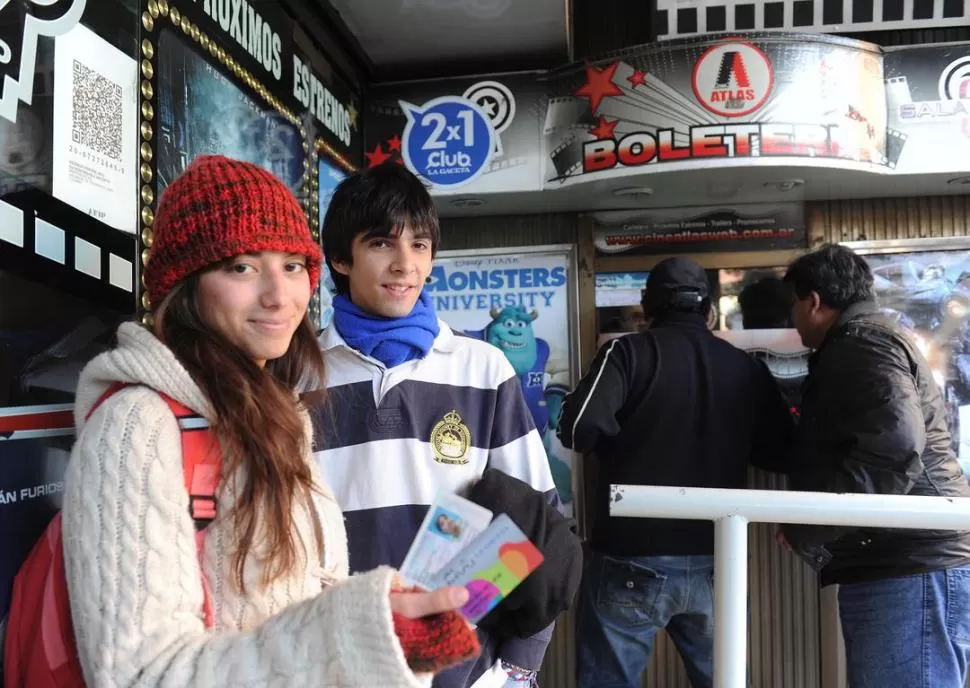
[576,551,716,688]
[839,564,970,688]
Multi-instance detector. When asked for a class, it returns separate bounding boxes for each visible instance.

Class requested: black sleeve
[557,338,632,454]
[784,333,925,552]
[819,333,925,496]
[747,359,795,474]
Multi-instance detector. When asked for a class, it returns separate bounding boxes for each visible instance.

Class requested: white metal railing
[609,484,970,688]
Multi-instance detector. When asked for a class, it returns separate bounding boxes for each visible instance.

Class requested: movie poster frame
[315,151,354,329]
[435,243,586,533]
[135,0,361,324]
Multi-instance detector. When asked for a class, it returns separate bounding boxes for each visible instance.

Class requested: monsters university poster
[427,247,577,514]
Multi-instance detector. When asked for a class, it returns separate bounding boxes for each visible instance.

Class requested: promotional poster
[0,433,72,619]
[885,44,970,174]
[544,33,889,185]
[427,249,576,511]
[591,203,807,256]
[0,269,122,410]
[863,249,970,468]
[0,0,87,127]
[0,38,54,199]
[171,0,361,164]
[156,28,306,198]
[318,157,346,329]
[0,0,143,242]
[52,22,137,233]
[0,270,125,620]
[365,75,544,194]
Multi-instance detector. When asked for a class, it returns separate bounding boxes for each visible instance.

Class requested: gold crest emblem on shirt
[430,410,471,465]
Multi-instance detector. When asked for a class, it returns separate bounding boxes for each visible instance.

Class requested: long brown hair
[154,271,325,592]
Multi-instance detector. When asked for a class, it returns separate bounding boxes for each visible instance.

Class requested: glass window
[718,267,789,330]
[716,267,807,418]
[595,272,650,335]
[863,249,970,467]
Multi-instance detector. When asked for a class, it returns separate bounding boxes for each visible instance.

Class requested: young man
[782,244,970,688]
[558,257,792,688]
[311,162,559,688]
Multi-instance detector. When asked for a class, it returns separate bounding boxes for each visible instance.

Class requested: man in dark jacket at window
[558,257,792,688]
[781,244,970,688]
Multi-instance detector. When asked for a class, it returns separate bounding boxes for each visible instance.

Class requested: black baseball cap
[644,257,710,312]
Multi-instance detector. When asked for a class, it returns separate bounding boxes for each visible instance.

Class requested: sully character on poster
[541,385,573,503]
[475,306,573,503]
[485,305,549,430]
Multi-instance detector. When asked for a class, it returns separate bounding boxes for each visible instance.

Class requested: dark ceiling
[319,0,572,82]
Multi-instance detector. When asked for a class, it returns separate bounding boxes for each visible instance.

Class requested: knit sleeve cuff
[305,566,432,688]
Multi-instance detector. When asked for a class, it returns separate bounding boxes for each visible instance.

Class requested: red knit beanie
[144,155,322,308]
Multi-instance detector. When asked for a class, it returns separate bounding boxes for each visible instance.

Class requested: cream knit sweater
[62,322,429,687]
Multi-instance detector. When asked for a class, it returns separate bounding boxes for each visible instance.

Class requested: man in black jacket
[558,257,792,688]
[781,244,970,688]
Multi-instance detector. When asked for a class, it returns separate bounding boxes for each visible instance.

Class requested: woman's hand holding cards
[389,581,468,619]
[389,582,481,675]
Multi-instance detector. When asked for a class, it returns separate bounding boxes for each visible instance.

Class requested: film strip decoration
[656,0,969,40]
[882,74,918,169]
[136,0,316,324]
[0,189,137,314]
[0,186,134,437]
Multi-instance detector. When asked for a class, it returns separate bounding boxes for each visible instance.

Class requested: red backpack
[1,383,223,688]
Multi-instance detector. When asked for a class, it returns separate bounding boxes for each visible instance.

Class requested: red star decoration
[590,116,618,140]
[387,134,402,152]
[627,70,647,88]
[364,143,391,167]
[573,62,624,115]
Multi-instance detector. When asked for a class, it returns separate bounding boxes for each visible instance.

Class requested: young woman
[61,155,476,687]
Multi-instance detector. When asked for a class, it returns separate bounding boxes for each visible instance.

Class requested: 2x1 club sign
[692,42,774,118]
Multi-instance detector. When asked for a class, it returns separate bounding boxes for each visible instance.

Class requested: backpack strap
[85,382,222,627]
[86,381,131,421]
[159,395,221,627]
[159,396,222,530]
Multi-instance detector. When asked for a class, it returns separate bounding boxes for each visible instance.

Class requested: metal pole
[609,484,970,530]
[714,515,749,688]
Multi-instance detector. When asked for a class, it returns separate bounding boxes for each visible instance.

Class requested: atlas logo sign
[692,41,773,118]
[0,0,87,124]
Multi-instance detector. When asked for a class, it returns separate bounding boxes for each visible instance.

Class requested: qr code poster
[52,23,137,233]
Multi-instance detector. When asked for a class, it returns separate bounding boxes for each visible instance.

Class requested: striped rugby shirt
[311,320,559,683]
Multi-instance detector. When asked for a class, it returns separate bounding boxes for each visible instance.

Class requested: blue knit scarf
[332,291,440,368]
